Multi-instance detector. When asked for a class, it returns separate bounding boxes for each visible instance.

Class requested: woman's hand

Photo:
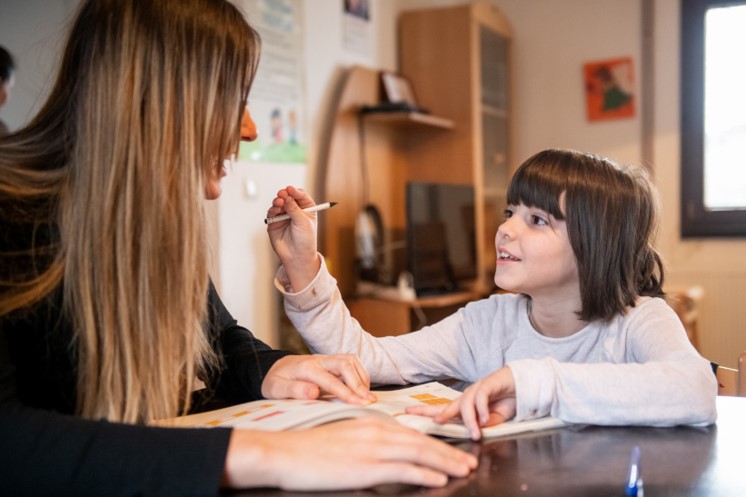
[405,367,518,440]
[222,418,478,490]
[266,185,320,292]
[262,354,377,406]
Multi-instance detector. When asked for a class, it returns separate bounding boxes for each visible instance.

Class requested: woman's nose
[241,107,258,142]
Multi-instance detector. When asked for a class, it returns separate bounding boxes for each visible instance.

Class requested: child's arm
[266,186,493,386]
[276,259,479,385]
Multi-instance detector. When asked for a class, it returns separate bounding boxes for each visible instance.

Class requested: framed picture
[583,57,636,121]
[380,71,418,107]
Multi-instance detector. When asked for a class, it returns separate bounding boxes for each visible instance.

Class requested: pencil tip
[329,201,338,206]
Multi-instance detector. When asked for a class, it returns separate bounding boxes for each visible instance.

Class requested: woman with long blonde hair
[0,0,476,494]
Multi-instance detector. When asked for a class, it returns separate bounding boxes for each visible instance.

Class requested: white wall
[0,0,79,130]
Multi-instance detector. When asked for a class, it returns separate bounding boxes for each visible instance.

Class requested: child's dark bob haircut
[506,149,664,322]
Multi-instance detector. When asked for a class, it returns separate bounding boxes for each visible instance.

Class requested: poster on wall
[583,57,636,122]
[237,0,306,163]
[342,0,372,55]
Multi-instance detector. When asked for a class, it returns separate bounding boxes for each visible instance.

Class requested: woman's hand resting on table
[405,367,518,440]
[266,185,321,292]
[224,353,476,489]
[261,353,376,405]
[222,417,478,490]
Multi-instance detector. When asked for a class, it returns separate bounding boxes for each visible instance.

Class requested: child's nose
[496,220,513,243]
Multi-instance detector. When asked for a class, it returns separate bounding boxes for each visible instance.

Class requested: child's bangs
[506,155,566,220]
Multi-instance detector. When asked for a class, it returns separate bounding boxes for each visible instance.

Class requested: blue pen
[626,445,644,496]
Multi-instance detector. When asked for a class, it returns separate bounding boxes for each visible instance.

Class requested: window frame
[681,0,746,237]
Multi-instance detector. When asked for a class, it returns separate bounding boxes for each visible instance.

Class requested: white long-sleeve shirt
[275,258,717,426]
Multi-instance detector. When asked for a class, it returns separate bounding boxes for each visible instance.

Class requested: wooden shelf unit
[317,1,514,335]
[400,2,515,294]
[317,65,454,299]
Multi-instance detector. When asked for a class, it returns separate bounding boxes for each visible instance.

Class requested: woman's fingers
[262,355,375,405]
[276,418,478,490]
[225,418,477,490]
[311,355,376,404]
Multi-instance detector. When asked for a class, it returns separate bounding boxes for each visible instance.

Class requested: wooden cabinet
[349,291,480,337]
[318,65,454,299]
[315,2,513,337]
[399,2,514,293]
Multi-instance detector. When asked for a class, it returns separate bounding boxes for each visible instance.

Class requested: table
[224,396,746,496]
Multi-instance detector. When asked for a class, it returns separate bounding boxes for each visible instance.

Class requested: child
[267,149,717,440]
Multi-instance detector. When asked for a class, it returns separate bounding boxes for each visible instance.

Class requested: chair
[712,351,746,396]
[665,285,704,351]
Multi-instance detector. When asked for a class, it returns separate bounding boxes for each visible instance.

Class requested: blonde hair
[0,0,259,423]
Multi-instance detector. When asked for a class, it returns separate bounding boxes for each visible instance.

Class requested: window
[681,0,746,237]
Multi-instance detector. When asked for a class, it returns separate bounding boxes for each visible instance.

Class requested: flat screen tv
[406,182,477,296]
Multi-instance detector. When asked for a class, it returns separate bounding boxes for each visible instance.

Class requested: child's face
[493,201,579,300]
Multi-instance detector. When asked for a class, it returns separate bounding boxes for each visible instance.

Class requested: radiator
[666,271,746,369]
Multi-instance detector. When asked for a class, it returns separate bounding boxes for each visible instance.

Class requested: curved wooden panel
[317,66,381,296]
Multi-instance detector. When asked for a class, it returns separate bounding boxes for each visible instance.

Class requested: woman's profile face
[205,107,257,200]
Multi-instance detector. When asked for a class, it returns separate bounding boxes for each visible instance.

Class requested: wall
[398,0,642,164]
[0,0,79,130]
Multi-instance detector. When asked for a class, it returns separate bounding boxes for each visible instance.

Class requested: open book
[158,382,566,439]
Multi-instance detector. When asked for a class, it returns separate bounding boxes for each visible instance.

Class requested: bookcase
[399,1,514,295]
[314,2,514,337]
[317,65,455,299]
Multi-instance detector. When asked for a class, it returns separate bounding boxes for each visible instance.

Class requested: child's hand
[407,367,517,440]
[266,185,321,291]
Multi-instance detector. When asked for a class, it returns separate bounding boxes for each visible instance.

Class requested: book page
[156,382,460,430]
[156,382,566,439]
[366,383,566,439]
[158,398,380,430]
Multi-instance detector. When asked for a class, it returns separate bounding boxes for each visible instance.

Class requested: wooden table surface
[224,396,745,496]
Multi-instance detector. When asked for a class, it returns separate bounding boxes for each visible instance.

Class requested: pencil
[264,202,338,224]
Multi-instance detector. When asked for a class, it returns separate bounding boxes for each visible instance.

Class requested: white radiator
[667,271,746,368]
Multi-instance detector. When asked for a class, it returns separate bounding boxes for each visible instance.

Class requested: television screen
[406,182,477,296]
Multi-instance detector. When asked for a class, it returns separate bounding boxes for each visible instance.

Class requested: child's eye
[503,209,514,219]
[531,215,548,226]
